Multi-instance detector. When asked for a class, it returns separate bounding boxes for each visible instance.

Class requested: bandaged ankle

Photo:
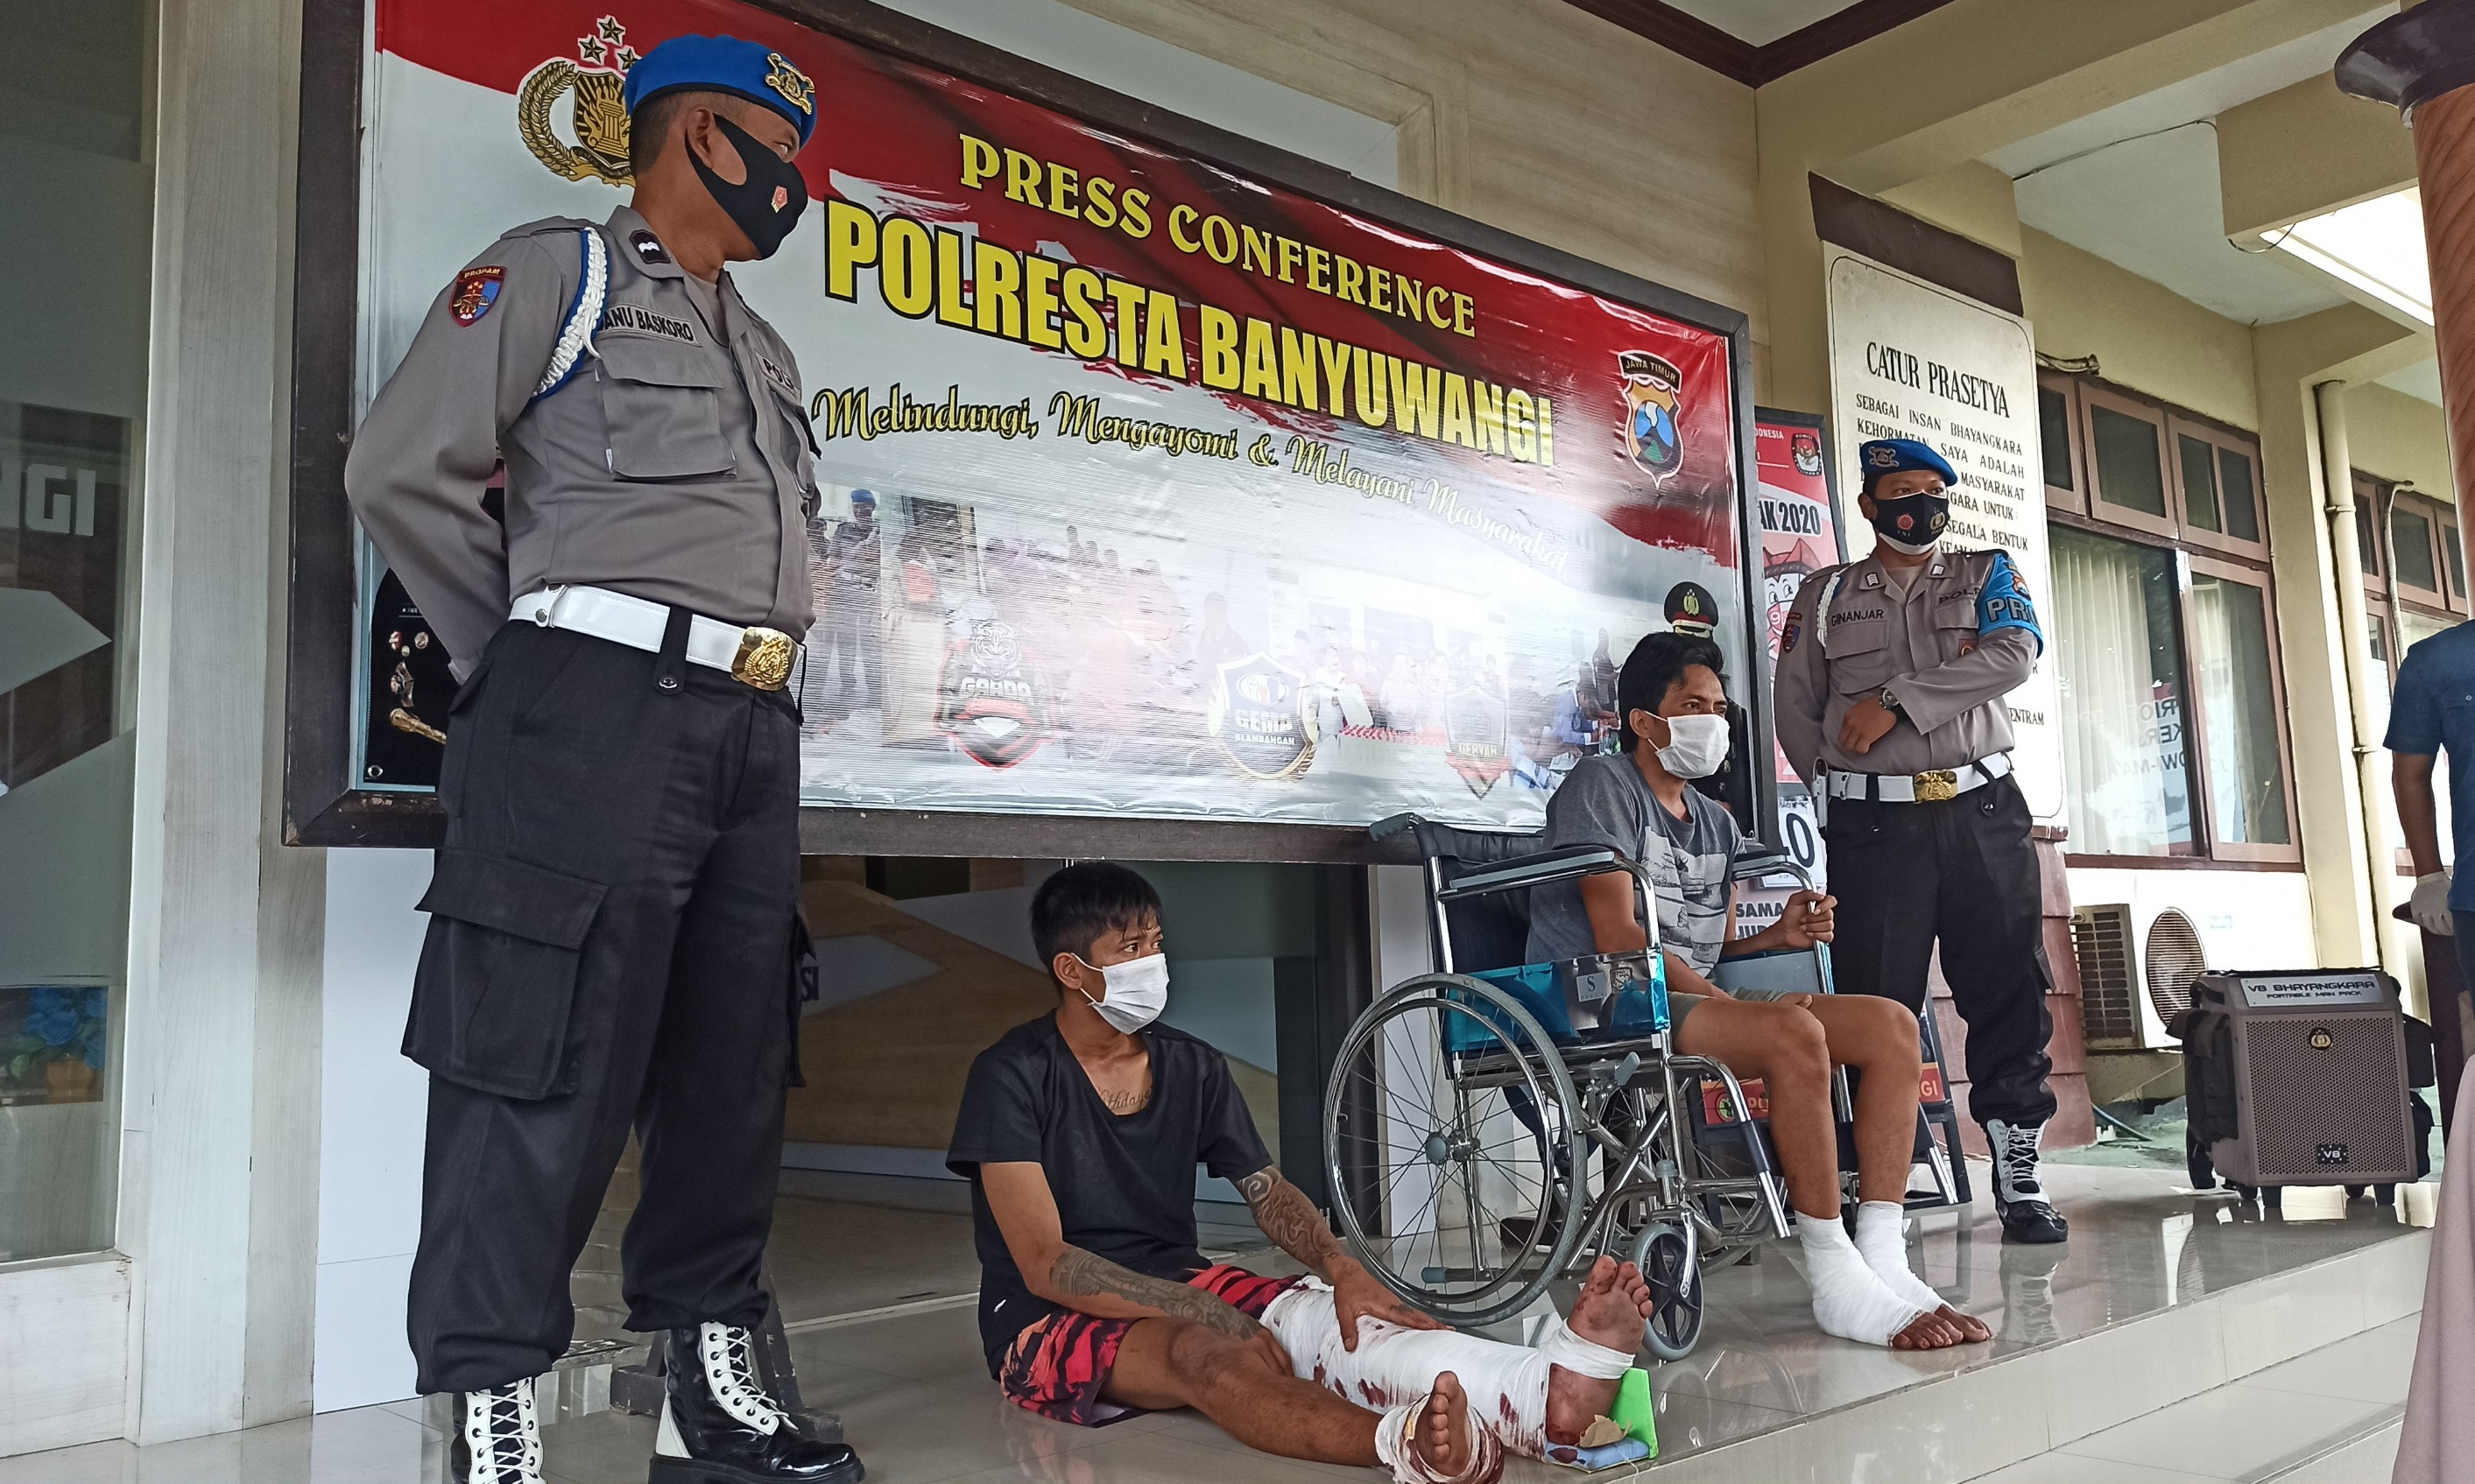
[1535,1316,1633,1380]
[1796,1209,1923,1347]
[1852,1201,1948,1315]
[1373,1396,1503,1484]
[1261,1284,1552,1459]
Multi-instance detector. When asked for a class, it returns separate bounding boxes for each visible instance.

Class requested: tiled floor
[0,1163,2433,1484]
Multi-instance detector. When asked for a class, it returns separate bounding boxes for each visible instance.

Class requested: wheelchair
[1322,812,1965,1361]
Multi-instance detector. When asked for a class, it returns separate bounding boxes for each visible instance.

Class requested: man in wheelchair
[949,863,1667,1481]
[1527,632,1989,1351]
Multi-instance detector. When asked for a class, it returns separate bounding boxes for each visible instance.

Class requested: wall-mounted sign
[358,0,1756,832]
[1823,248,2063,825]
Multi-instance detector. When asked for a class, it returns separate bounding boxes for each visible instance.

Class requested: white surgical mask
[1653,713,1731,779]
[1075,951,1169,1034]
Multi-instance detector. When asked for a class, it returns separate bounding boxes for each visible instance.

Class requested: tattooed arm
[979,1161,1261,1339]
[1237,1164,1443,1347]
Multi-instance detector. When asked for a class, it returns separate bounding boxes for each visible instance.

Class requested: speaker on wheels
[2180,970,2416,1189]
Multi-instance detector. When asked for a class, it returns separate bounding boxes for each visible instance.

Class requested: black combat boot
[452,1382,545,1484]
[649,1321,864,1484]
[1986,1117,2069,1243]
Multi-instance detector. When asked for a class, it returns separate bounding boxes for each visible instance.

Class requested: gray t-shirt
[1525,753,1745,974]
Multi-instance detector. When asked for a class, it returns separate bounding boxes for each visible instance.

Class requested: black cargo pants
[405,618,803,1395]
[1823,772,2059,1129]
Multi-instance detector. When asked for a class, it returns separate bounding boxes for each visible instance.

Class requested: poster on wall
[1822,247,2064,826]
[1752,410,1842,890]
[355,2,1755,830]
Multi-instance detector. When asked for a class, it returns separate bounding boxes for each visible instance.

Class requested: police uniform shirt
[346,204,820,675]
[1773,546,2040,779]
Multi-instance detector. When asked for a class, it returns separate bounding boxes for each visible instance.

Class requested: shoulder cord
[530,228,610,404]
[1810,570,1847,658]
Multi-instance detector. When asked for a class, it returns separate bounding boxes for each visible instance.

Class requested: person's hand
[1773,890,1837,947]
[1329,1256,1443,1351]
[2411,871,2456,937]
[1839,695,1898,755]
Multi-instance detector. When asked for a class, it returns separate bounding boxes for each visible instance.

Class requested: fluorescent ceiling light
[2269,188,2432,324]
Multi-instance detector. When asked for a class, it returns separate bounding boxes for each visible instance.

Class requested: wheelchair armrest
[1368,812,1422,842]
[1438,844,1634,898]
[1732,849,1814,892]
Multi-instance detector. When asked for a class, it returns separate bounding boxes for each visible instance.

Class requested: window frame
[2355,474,2389,598]
[2177,549,2304,865]
[2038,370,2089,517]
[2043,371,2298,870]
[2078,383,2179,538]
[2387,487,2450,608]
[2168,416,2268,560]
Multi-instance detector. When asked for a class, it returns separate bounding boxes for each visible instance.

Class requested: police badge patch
[1207,652,1315,780]
[450,266,504,326]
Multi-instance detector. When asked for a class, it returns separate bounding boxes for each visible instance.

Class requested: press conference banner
[360,2,1752,827]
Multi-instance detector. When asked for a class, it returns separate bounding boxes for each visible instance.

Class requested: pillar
[2339,2,2475,514]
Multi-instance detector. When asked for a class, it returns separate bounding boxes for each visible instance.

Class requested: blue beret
[624,34,817,148]
[1858,437,1957,490]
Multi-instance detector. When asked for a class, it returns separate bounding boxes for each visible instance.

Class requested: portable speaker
[2182,969,2415,1187]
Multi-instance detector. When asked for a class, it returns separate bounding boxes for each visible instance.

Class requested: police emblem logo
[936,620,1048,769]
[1866,445,1900,468]
[518,16,638,186]
[1443,686,1511,797]
[1779,608,1803,655]
[450,266,505,326]
[771,185,791,212]
[627,229,669,265]
[764,52,816,116]
[1616,349,1684,480]
[1207,652,1316,780]
[1664,580,1718,639]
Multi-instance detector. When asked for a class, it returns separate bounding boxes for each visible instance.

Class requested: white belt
[509,586,798,691]
[1823,752,2013,804]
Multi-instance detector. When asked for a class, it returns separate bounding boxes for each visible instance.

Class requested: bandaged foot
[1795,1209,1961,1348]
[1373,1374,1502,1484]
[1852,1202,1991,1343]
[1262,1278,1629,1460]
[1545,1256,1648,1445]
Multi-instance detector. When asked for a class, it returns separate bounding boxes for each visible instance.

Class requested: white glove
[2410,871,2456,936]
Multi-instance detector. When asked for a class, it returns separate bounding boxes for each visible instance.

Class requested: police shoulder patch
[1780,608,1803,655]
[450,265,504,327]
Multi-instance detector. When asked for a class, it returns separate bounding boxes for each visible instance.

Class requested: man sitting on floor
[948,862,1657,1481]
[1529,629,1991,1351]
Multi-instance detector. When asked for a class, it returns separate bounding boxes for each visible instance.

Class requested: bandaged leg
[1372,1390,1503,1484]
[1851,1200,1950,1315]
[1262,1279,1632,1461]
[1795,1209,1926,1346]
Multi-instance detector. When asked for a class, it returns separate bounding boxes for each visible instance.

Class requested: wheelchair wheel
[1323,973,1589,1327]
[1629,1220,1703,1361]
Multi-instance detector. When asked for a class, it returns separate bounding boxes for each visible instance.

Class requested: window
[2187,562,2295,856]
[2052,527,2197,855]
[2393,500,2440,598]
[2043,372,2297,865]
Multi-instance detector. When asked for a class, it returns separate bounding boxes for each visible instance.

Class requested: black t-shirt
[946,1014,1273,1370]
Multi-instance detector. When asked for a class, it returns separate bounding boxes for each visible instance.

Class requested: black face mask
[690,112,808,259]
[1868,490,1950,552]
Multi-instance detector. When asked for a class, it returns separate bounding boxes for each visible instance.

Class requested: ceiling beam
[1561,0,1960,88]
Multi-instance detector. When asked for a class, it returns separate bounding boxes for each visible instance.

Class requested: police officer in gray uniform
[1773,437,2067,1245]
[346,34,861,1484]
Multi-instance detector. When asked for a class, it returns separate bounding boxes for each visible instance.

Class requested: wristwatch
[1879,686,1907,720]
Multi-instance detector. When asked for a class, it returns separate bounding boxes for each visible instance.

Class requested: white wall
[312,849,433,1411]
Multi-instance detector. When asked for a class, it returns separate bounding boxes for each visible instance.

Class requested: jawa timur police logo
[1617,349,1685,480]
[1443,686,1511,797]
[937,620,1049,769]
[518,16,640,186]
[1665,581,1719,639]
[1207,652,1316,780]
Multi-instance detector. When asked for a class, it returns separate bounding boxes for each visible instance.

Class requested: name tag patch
[600,303,696,343]
[758,353,800,398]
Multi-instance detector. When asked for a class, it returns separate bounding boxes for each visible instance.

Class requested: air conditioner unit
[2070,904,2209,1051]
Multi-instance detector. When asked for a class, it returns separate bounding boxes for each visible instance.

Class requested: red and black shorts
[997,1264,1301,1426]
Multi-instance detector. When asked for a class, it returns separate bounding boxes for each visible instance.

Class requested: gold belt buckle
[730,627,796,691]
[1912,768,1959,803]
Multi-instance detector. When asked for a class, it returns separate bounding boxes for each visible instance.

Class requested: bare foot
[1546,1255,1644,1444]
[1932,1305,1992,1343]
[1889,1308,1970,1349]
[1413,1372,1473,1480]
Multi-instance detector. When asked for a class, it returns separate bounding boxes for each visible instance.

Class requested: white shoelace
[462,1382,543,1482]
[1992,1120,2046,1200]
[699,1322,792,1436]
